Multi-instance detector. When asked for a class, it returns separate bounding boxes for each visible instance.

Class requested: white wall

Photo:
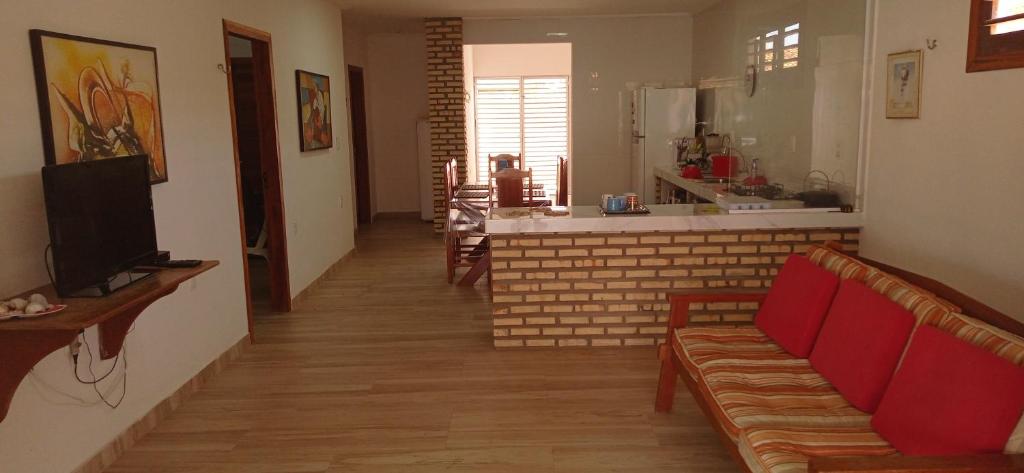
[366,32,428,213]
[0,1,354,471]
[341,15,377,220]
[465,15,694,205]
[472,42,572,77]
[860,0,1024,321]
[342,16,428,217]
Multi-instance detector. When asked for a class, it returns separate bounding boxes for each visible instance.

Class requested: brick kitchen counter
[486,205,862,348]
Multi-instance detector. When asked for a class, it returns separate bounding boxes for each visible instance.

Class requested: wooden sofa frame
[655,244,1024,473]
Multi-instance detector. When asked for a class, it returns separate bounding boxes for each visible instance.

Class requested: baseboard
[71,335,250,473]
[290,248,355,307]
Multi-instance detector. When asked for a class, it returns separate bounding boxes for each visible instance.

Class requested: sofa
[655,242,1024,473]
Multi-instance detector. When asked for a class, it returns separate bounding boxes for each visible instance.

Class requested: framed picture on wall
[29,29,169,183]
[295,69,332,151]
[886,50,923,119]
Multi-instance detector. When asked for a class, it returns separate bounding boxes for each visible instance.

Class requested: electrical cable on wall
[45,243,129,409]
[79,332,127,409]
[72,332,119,385]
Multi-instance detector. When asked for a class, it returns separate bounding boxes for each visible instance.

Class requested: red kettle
[710,154,739,178]
[681,164,703,179]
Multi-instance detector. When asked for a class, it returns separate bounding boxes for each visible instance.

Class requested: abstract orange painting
[30,30,168,183]
[295,69,332,151]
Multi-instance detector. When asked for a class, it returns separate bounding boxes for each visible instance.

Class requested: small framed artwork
[886,50,923,119]
[295,70,332,151]
[29,30,169,183]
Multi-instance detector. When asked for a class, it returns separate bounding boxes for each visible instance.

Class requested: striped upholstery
[674,245,1022,465]
[806,244,871,281]
[674,327,871,441]
[674,327,788,380]
[863,271,960,326]
[805,244,961,326]
[738,426,897,473]
[929,312,1024,366]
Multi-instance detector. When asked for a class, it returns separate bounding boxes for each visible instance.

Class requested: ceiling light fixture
[546,32,569,37]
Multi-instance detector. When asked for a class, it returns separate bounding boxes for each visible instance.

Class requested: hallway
[105,216,737,472]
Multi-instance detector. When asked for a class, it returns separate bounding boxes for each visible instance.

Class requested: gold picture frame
[886,50,923,119]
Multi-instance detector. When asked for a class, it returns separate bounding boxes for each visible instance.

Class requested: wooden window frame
[967,0,1024,72]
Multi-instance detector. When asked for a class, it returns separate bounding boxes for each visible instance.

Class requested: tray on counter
[600,204,651,216]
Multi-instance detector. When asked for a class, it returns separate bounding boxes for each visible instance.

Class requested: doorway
[347,65,372,225]
[222,20,292,341]
[462,43,573,203]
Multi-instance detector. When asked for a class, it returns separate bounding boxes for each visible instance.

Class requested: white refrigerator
[631,87,697,204]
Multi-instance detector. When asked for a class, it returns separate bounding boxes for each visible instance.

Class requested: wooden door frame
[346,65,372,226]
[222,19,292,342]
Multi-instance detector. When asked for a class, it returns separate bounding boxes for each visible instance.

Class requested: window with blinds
[474,76,569,193]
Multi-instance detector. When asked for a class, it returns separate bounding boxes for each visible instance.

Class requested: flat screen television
[42,155,158,297]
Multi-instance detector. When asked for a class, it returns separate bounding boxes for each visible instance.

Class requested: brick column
[425,17,466,232]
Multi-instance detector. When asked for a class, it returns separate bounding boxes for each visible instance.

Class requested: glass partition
[693,0,868,206]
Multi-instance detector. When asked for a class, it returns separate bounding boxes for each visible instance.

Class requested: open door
[347,65,371,225]
[222,20,292,342]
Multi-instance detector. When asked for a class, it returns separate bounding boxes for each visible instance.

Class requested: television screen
[42,155,158,296]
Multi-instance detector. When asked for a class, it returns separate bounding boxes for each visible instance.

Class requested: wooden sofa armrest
[809,454,1024,473]
[659,290,768,360]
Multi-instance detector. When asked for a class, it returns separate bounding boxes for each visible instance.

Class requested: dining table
[454,182,551,207]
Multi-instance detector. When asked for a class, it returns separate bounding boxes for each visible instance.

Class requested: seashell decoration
[7,298,28,311]
[1,294,56,318]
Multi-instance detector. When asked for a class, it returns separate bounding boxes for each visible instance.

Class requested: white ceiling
[331,0,721,19]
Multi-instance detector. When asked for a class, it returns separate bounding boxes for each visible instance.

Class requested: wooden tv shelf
[0,260,218,423]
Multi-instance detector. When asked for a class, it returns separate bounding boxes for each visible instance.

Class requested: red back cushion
[755,255,840,357]
[809,280,915,412]
[871,325,1024,455]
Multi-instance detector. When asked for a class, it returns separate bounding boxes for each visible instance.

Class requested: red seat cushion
[871,325,1024,455]
[755,255,840,357]
[809,280,916,412]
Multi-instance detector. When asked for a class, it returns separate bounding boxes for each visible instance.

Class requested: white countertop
[653,166,818,211]
[485,204,863,234]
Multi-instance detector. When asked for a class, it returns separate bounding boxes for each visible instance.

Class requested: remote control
[153,259,202,268]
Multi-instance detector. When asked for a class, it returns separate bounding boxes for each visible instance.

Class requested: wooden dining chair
[447,157,489,213]
[487,153,523,175]
[445,203,488,284]
[556,155,568,206]
[486,154,522,208]
[447,157,458,198]
[444,158,489,284]
[491,167,534,208]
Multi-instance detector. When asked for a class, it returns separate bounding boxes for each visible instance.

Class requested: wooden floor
[105,215,739,473]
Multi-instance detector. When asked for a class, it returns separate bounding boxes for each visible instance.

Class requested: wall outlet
[69,338,82,359]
